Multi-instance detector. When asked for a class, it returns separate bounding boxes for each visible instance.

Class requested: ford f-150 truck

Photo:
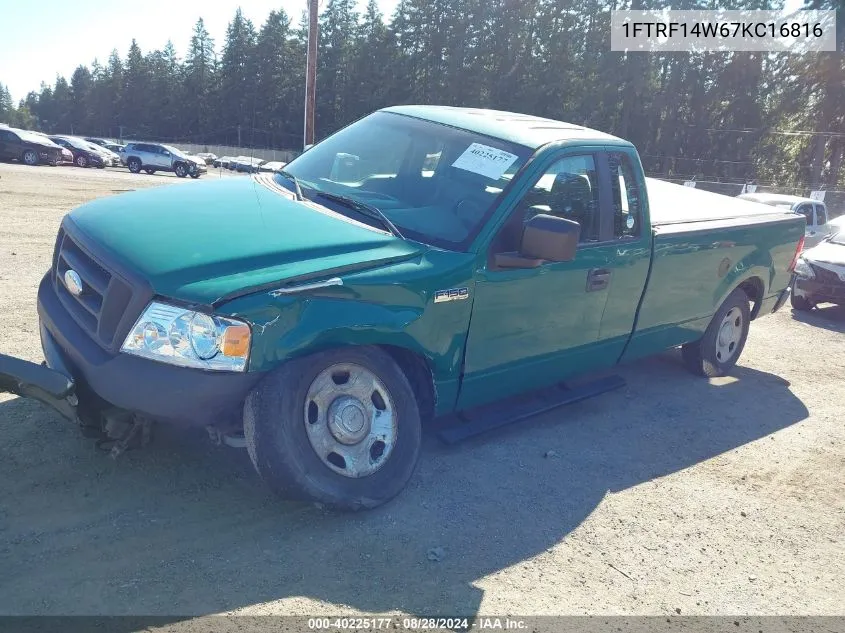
[0,106,805,509]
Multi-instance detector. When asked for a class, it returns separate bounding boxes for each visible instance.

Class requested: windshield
[275,111,531,250]
[162,144,187,158]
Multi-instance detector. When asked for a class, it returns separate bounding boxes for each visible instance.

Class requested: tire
[174,162,188,178]
[144,169,156,175]
[128,158,142,174]
[244,346,422,511]
[22,149,39,166]
[790,293,814,311]
[681,287,751,378]
[75,154,88,168]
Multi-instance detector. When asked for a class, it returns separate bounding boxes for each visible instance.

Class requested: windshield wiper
[314,191,405,239]
[278,170,305,202]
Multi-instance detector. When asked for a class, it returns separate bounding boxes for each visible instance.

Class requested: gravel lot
[0,162,843,621]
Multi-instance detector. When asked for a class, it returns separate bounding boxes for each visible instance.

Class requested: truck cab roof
[381,105,630,150]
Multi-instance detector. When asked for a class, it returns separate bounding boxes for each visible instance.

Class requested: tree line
[1,0,843,190]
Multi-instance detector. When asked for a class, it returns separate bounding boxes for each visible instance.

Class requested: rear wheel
[244,346,422,510]
[127,158,142,173]
[22,149,39,166]
[174,162,188,178]
[682,288,751,378]
[790,293,814,311]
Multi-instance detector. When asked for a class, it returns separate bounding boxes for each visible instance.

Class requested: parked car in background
[48,136,112,168]
[213,156,236,169]
[84,137,110,148]
[258,160,286,173]
[194,152,217,165]
[58,147,74,165]
[96,145,122,167]
[104,142,125,154]
[234,157,265,173]
[121,142,207,178]
[0,127,63,166]
[791,231,845,310]
[738,193,831,249]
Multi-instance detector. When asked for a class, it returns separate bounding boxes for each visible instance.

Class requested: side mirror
[495,214,580,269]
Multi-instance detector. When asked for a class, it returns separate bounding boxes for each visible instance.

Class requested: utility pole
[304,0,318,149]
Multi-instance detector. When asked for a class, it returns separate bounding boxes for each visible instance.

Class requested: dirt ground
[0,162,843,621]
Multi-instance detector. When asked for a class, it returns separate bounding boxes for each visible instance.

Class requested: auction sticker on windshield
[452,143,519,180]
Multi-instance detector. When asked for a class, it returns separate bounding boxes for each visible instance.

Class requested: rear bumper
[37,273,265,427]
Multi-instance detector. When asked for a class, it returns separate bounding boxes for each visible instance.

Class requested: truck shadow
[790,304,845,332]
[0,354,808,624]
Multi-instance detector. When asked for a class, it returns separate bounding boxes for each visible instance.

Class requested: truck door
[458,150,624,410]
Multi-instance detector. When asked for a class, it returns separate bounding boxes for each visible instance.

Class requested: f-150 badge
[434,287,469,303]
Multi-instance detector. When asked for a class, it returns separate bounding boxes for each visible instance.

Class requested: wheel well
[379,345,435,422]
[738,277,764,319]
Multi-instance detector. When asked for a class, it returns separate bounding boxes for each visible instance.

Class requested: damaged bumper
[0,351,78,424]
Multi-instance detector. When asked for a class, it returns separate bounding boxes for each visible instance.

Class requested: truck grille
[54,228,133,348]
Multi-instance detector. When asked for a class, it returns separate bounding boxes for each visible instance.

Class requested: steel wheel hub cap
[715,307,743,362]
[327,395,370,444]
[304,363,397,478]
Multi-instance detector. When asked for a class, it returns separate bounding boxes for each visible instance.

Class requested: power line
[688,125,845,138]
[641,153,757,166]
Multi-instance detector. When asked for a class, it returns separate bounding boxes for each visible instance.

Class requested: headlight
[793,258,815,279]
[121,301,251,372]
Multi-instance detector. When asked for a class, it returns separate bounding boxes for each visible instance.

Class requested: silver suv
[121,142,207,178]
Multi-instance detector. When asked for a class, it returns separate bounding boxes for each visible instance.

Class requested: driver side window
[516,154,600,243]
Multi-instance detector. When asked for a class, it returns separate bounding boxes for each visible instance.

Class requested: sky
[0,0,399,103]
[0,0,808,104]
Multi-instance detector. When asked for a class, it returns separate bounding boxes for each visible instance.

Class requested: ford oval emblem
[64,270,83,296]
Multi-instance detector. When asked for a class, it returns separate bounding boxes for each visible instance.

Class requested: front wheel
[174,162,188,178]
[22,149,39,166]
[244,347,422,510]
[682,288,751,378]
[790,293,814,311]
[75,155,88,168]
[127,158,142,174]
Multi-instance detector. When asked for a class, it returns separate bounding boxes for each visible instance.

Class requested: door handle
[586,268,611,292]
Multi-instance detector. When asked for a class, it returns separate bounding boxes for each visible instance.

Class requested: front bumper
[794,275,845,305]
[34,273,264,427]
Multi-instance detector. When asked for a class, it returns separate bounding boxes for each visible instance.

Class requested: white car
[259,161,286,173]
[738,193,832,249]
[791,231,845,310]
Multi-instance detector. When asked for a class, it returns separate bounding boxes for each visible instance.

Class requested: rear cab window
[608,151,642,239]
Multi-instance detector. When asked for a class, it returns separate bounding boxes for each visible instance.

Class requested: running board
[437,375,626,444]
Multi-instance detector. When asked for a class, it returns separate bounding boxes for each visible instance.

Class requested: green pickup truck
[0,106,805,509]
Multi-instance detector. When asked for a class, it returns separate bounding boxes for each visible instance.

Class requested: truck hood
[68,177,425,305]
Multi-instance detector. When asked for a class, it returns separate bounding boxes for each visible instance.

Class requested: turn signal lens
[788,235,805,272]
[222,324,251,357]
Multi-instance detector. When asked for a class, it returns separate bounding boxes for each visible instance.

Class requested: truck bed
[646,178,797,226]
[620,179,806,363]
